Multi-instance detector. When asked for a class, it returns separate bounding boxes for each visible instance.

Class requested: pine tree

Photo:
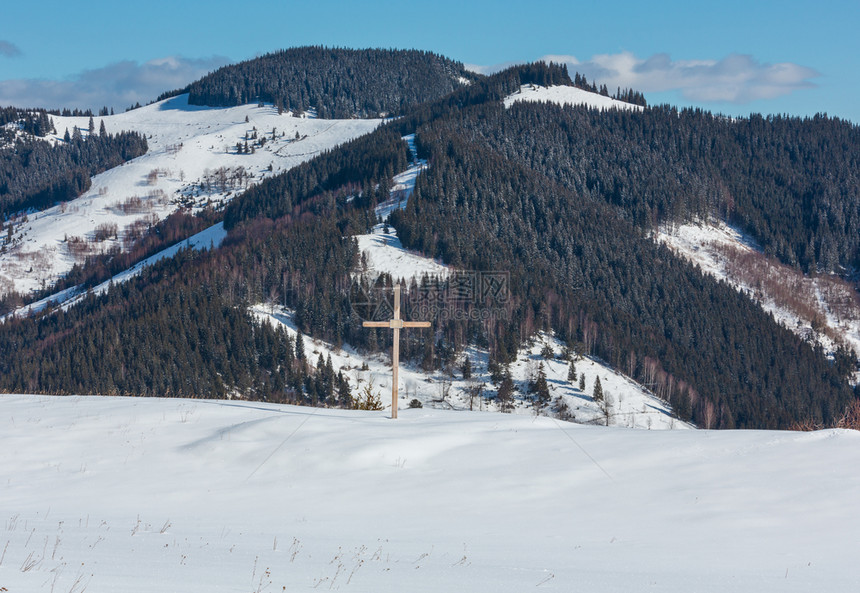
[592,376,604,403]
[315,353,328,402]
[325,354,335,400]
[336,372,351,408]
[461,355,472,379]
[295,331,305,361]
[488,358,503,384]
[579,373,586,392]
[355,379,383,410]
[497,367,515,413]
[534,362,550,413]
[541,343,554,359]
[567,361,577,382]
[99,120,107,137]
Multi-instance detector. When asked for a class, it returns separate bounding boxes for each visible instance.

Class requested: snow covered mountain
[1,49,859,593]
[0,57,856,432]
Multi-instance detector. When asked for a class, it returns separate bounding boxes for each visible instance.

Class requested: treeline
[571,73,647,106]
[0,127,148,217]
[0,107,102,141]
[173,47,476,118]
[0,119,433,403]
[0,209,220,317]
[212,63,859,428]
[0,249,297,398]
[0,107,55,139]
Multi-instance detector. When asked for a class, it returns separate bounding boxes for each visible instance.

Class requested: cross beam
[363,284,430,419]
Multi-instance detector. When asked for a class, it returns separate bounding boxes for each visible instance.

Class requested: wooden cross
[362,284,431,419]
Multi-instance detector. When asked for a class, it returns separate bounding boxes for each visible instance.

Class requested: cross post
[362,284,431,419]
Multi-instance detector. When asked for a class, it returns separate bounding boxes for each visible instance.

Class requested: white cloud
[0,55,231,110]
[0,40,22,58]
[539,52,819,103]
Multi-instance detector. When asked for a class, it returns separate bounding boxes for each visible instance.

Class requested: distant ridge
[169,46,478,119]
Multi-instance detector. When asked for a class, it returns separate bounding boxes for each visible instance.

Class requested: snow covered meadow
[1,394,858,592]
[0,96,381,297]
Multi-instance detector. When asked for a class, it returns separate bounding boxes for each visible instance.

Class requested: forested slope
[390,99,852,428]
[454,101,860,274]
[176,47,477,118]
[0,128,148,217]
[1,107,55,140]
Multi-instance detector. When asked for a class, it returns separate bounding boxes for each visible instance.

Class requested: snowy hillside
[504,84,644,111]
[1,394,858,592]
[658,220,860,378]
[354,134,450,283]
[348,135,678,427]
[251,304,687,430]
[0,95,381,296]
[2,222,227,321]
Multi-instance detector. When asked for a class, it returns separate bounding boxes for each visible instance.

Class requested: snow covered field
[0,96,381,296]
[1,394,858,592]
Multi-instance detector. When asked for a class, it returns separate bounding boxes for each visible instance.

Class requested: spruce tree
[461,355,472,379]
[567,361,577,382]
[534,362,550,413]
[295,331,305,361]
[593,376,604,403]
[338,373,351,407]
[497,367,515,413]
[541,343,554,359]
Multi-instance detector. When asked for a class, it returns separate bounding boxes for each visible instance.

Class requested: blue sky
[1,0,857,122]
